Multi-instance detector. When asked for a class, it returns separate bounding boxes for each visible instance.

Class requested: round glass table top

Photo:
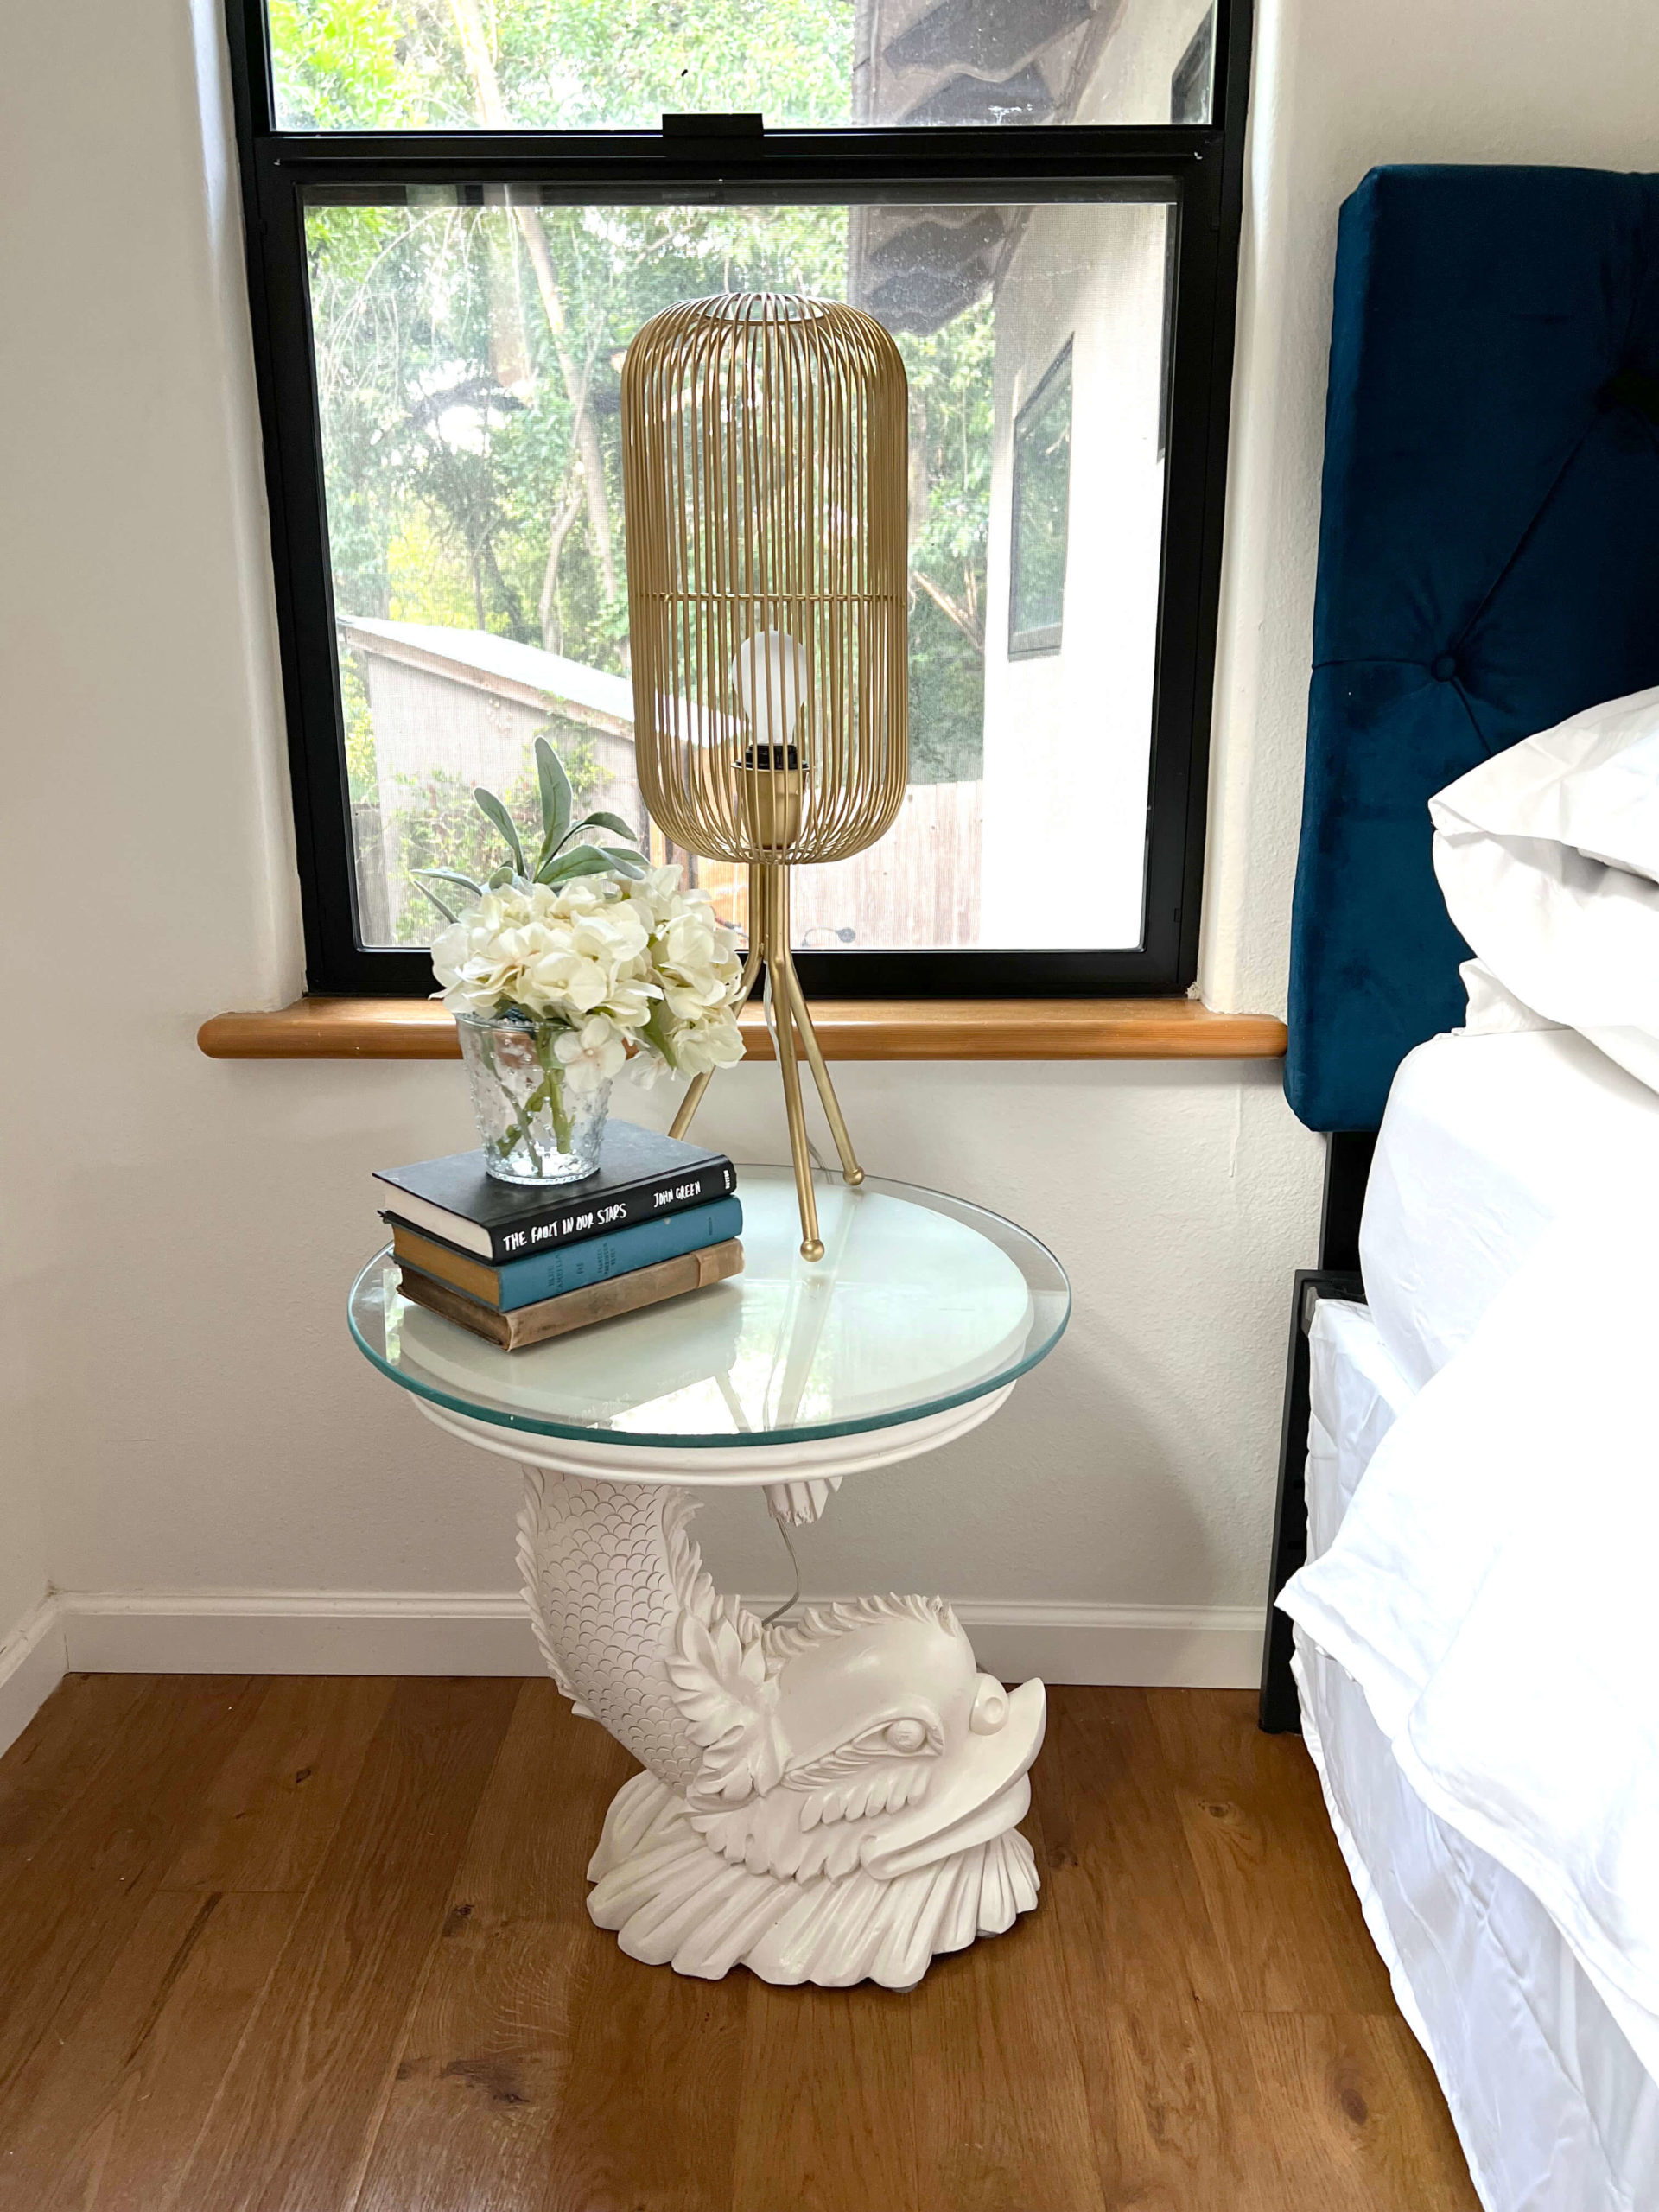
[349,1165,1069,1450]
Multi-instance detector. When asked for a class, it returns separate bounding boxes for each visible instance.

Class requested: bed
[1301,1035,1659,2209]
[1268,166,1659,2209]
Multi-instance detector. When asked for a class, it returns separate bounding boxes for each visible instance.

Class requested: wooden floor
[0,1675,1479,2212]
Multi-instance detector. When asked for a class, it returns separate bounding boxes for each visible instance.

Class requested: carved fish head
[680,1595,1044,1885]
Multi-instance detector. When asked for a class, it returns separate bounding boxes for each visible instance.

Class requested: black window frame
[224,0,1252,1001]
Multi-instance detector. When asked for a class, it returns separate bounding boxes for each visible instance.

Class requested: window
[1170,10,1216,124]
[227,0,1250,996]
[1008,340,1073,658]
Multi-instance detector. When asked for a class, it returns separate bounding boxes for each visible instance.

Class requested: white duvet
[1281,1196,1659,2082]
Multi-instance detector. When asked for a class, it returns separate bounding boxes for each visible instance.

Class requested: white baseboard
[60,1591,539,1680]
[0,1597,69,1758]
[56,1589,1262,1688]
[953,1600,1263,1689]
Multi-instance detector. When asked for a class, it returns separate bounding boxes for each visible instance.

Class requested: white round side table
[349,1165,1069,1991]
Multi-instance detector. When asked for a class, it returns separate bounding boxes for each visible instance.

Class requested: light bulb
[730,629,808,753]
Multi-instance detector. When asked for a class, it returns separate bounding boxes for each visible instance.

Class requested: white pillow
[1431,686,1659,1096]
[1454,958,1560,1035]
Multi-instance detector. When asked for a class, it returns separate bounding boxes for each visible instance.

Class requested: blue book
[390,1197,742,1311]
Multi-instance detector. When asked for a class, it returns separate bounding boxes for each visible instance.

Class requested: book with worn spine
[396,1239,745,1350]
[372,1122,735,1263]
[389,1197,741,1311]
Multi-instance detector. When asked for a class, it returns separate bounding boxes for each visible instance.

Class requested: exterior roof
[339,617,635,735]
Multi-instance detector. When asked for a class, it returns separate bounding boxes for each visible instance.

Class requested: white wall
[6,0,1655,1709]
[0,0,297,1705]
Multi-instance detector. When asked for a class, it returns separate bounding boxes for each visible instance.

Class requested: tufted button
[1431,653,1459,683]
[1599,365,1659,424]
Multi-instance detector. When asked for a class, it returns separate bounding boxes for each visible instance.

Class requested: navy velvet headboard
[1286,165,1659,1133]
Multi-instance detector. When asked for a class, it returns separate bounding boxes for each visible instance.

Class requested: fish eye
[885,1718,929,1753]
[969,1679,1009,1735]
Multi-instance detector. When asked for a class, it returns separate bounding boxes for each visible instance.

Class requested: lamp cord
[760,1514,803,1627]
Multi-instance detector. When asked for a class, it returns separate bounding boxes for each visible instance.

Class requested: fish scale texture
[524,1471,702,1793]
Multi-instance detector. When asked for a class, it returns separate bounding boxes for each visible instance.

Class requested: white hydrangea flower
[430,862,746,1090]
[553,1014,629,1093]
[670,1011,748,1076]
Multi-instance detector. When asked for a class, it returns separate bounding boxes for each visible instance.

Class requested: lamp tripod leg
[667,1073,712,1146]
[764,869,823,1262]
[776,946,863,1187]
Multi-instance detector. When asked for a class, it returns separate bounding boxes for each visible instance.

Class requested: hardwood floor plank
[172,1676,519,2212]
[0,1681,1484,2212]
[161,1675,396,1895]
[1034,1689,1277,2209]
[909,1802,1107,2212]
[0,1676,264,2117]
[0,1675,158,1888]
[0,1888,298,2212]
[356,1685,632,2212]
[1149,1690,1395,2014]
[531,1915,751,2212]
[1243,2012,1482,2210]
[1090,1999,1279,2212]
[732,1983,918,2212]
[1036,1685,1235,2013]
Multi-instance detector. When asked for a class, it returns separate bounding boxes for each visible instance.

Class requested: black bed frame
[1257,1131,1376,1732]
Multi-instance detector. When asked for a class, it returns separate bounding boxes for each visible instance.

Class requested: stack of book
[374,1122,742,1350]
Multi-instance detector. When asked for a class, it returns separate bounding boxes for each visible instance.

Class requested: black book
[373,1122,736,1264]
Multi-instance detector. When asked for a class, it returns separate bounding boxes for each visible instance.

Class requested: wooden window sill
[197,996,1286,1062]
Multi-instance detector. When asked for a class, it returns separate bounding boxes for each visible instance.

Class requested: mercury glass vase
[455,1014,610,1185]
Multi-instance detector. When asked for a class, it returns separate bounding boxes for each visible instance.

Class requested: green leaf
[412,878,461,925]
[412,866,485,900]
[486,863,518,890]
[595,845,647,877]
[539,844,614,883]
[472,785,525,875]
[569,810,639,845]
[641,1001,681,1071]
[534,737,573,859]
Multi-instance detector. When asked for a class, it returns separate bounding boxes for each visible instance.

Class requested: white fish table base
[518,1466,1046,1990]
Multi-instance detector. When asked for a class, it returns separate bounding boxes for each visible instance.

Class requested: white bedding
[1286,1195,1659,2085]
[1300,1299,1659,2211]
[1289,698,1659,2203]
[1432,683,1659,1097]
[1361,1025,1659,1389]
[1299,1638,1659,2212]
[1306,1295,1415,1555]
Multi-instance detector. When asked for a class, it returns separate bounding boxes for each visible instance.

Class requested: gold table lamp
[621,292,908,1259]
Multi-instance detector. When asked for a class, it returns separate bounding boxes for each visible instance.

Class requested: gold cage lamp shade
[621,292,909,1259]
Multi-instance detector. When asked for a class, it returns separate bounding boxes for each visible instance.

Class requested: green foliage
[407,731,646,934]
[296,0,995,948]
[272,0,852,131]
[270,0,416,128]
[392,732,601,941]
[312,194,992,785]
[340,650,378,804]
[900,302,993,781]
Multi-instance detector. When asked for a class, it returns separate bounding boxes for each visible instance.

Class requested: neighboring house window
[1171,11,1216,124]
[227,0,1252,996]
[1008,342,1073,658]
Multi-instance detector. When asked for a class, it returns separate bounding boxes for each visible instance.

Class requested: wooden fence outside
[671,779,983,950]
